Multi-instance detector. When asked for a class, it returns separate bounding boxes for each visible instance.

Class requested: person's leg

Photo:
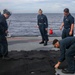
[62,29,66,39]
[1,35,8,57]
[65,44,75,72]
[44,28,48,42]
[43,28,48,46]
[39,26,45,43]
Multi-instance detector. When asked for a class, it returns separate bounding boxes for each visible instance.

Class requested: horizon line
[12,13,75,14]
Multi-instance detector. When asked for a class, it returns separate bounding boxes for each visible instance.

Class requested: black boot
[0,54,2,58]
[62,68,74,74]
[44,41,48,46]
[39,41,44,44]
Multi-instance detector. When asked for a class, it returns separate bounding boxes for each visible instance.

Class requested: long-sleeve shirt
[0,15,8,36]
[37,14,48,28]
[59,37,75,62]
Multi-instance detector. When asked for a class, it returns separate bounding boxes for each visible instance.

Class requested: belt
[39,23,46,24]
[64,28,70,29]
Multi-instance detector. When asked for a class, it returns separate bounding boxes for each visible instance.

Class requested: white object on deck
[7,33,11,38]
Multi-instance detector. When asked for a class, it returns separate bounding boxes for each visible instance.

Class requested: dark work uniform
[59,37,75,72]
[0,15,8,57]
[62,14,74,39]
[37,14,48,42]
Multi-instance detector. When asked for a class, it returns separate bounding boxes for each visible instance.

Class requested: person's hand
[54,62,61,69]
[60,26,62,30]
[5,30,8,34]
[55,63,60,69]
[37,25,39,28]
[69,31,72,35]
[45,28,48,32]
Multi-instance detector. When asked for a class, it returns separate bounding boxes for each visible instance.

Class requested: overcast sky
[0,0,75,13]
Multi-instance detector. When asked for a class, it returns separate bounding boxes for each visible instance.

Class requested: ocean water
[7,13,75,37]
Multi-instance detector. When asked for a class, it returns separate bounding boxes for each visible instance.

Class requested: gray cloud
[0,0,75,13]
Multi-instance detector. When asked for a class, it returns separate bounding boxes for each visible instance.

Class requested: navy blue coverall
[59,37,75,72]
[0,15,8,57]
[62,14,74,39]
[37,14,48,42]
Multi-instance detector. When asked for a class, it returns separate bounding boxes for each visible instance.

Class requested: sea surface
[7,13,75,37]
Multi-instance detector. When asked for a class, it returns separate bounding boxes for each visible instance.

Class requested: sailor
[0,9,11,57]
[60,8,74,39]
[53,37,75,74]
[37,9,49,46]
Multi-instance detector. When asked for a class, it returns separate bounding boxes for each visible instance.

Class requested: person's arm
[69,17,74,35]
[0,24,4,32]
[0,18,8,36]
[37,15,39,28]
[60,22,64,30]
[0,18,5,33]
[44,16,48,31]
[69,24,74,35]
[4,20,8,33]
[5,21,8,30]
[55,43,66,69]
[44,16,48,28]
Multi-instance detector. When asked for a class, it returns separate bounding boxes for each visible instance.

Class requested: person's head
[3,9,11,19]
[52,39,60,48]
[63,8,69,16]
[38,9,43,15]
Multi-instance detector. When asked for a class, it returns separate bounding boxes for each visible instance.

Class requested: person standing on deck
[60,8,74,39]
[0,9,11,58]
[37,9,49,46]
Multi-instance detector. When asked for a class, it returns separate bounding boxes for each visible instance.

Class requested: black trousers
[66,43,75,72]
[39,25,48,42]
[62,28,73,39]
[0,35,8,56]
